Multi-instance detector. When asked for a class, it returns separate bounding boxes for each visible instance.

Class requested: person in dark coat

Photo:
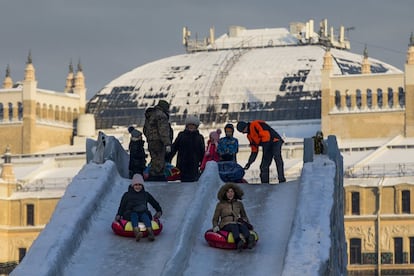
[143,100,172,181]
[169,115,205,182]
[237,120,286,184]
[127,126,147,179]
[212,183,255,251]
[114,174,162,242]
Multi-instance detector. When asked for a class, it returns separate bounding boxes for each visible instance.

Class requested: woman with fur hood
[212,183,255,251]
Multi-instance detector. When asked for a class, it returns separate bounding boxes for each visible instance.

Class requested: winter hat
[131,173,144,186]
[130,129,142,138]
[185,115,200,126]
[236,121,248,132]
[157,100,170,112]
[224,123,234,133]
[210,129,222,143]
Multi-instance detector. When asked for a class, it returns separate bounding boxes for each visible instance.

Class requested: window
[18,102,23,120]
[346,92,351,109]
[399,87,405,107]
[0,103,3,121]
[356,89,362,109]
[18,248,26,262]
[410,237,414,263]
[335,90,341,109]
[351,192,360,215]
[388,88,394,108]
[377,89,383,108]
[350,238,362,264]
[8,102,13,121]
[394,237,403,264]
[402,190,411,213]
[366,89,372,108]
[26,204,34,226]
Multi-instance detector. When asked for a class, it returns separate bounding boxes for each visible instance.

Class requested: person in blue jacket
[217,123,239,162]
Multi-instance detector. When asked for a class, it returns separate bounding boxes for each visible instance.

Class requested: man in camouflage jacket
[143,100,172,181]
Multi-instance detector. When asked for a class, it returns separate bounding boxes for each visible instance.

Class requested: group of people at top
[127,99,286,184]
[114,100,286,244]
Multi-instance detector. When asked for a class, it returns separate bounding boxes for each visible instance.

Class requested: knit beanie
[131,173,144,186]
[185,115,200,127]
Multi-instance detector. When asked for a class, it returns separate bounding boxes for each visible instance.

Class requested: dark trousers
[148,140,166,176]
[260,141,285,183]
[222,223,250,243]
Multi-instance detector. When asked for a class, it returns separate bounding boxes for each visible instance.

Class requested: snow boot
[236,239,244,252]
[134,227,143,242]
[147,227,155,241]
[247,234,255,249]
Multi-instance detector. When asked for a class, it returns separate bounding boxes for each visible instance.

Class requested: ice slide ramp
[11,159,299,276]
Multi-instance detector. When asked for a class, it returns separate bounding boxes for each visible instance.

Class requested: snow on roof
[87,26,402,129]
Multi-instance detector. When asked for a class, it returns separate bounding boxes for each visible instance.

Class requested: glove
[244,163,251,170]
[154,211,162,219]
[213,226,220,233]
[114,215,121,221]
[165,145,171,153]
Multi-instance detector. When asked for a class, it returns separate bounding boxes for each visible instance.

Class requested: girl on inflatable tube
[114,173,162,242]
[211,183,255,251]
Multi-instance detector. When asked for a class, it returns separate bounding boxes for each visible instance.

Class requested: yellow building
[0,54,88,274]
[321,34,414,139]
[0,53,86,154]
[344,177,414,275]
[321,34,414,274]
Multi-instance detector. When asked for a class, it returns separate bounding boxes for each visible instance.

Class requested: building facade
[0,54,86,154]
[344,178,414,275]
[326,35,414,274]
[321,34,414,139]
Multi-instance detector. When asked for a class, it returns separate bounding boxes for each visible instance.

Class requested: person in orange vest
[236,120,286,183]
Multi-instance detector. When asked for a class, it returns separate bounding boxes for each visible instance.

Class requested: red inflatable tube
[111,218,163,238]
[204,229,259,249]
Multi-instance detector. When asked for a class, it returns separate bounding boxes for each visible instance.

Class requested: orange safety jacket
[246,120,283,153]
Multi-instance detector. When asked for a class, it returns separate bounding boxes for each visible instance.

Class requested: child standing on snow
[128,126,147,179]
[217,123,239,162]
[200,129,222,171]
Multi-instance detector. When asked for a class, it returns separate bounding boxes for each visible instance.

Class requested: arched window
[55,105,60,121]
[0,103,3,121]
[346,91,351,109]
[18,102,23,120]
[388,87,393,108]
[335,90,341,109]
[60,107,66,122]
[42,103,48,119]
[398,87,405,107]
[36,103,41,119]
[367,89,372,109]
[377,89,383,108]
[356,89,362,109]
[8,102,13,121]
[48,104,53,120]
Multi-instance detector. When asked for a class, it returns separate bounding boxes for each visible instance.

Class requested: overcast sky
[1,0,412,100]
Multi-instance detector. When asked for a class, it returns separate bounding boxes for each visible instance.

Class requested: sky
[11,133,337,276]
[0,0,413,100]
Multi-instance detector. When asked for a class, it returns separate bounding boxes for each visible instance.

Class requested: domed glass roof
[87,24,401,129]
